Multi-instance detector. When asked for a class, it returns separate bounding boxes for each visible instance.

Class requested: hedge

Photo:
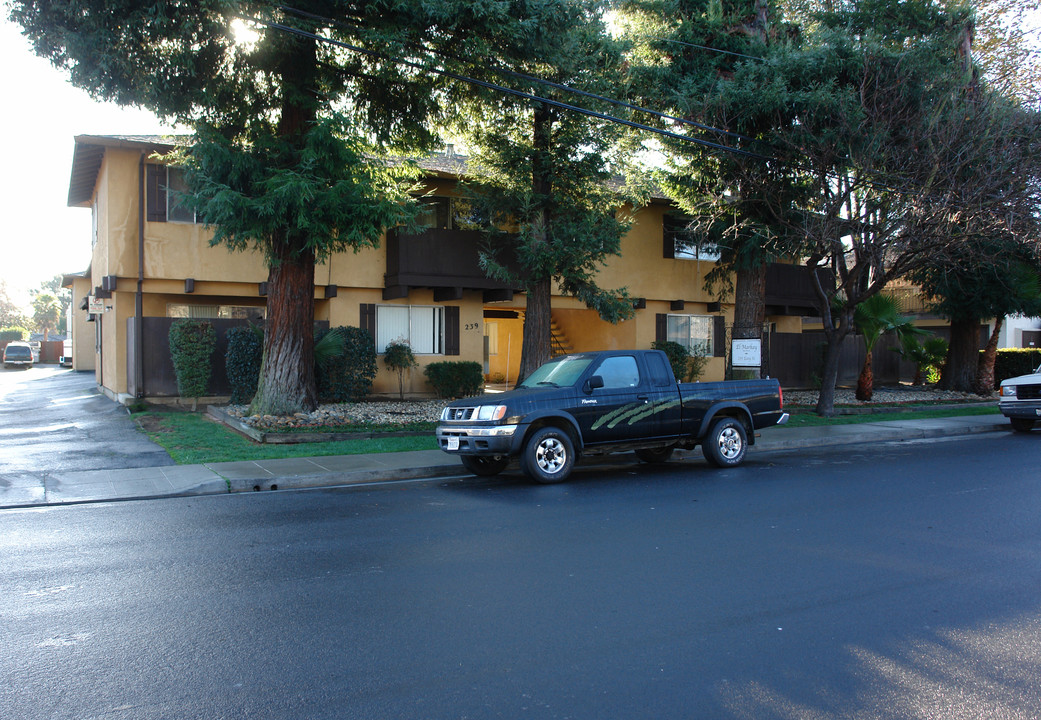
[317,326,377,402]
[992,348,1041,388]
[225,325,263,405]
[169,319,216,408]
[424,361,483,398]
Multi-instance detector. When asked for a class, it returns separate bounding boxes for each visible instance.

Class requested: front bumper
[999,400,1041,420]
[436,424,520,455]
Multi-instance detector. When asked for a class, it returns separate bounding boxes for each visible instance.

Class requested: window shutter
[444,306,460,356]
[713,316,726,357]
[662,227,675,259]
[146,165,167,222]
[360,303,376,346]
[655,313,667,344]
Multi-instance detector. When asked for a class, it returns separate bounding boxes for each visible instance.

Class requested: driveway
[0,366,173,497]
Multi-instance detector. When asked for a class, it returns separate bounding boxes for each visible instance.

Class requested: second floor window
[663,214,720,262]
[146,164,198,224]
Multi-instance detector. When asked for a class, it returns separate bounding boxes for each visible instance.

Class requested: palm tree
[853,294,923,401]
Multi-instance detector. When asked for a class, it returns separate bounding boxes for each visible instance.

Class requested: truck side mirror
[584,375,604,393]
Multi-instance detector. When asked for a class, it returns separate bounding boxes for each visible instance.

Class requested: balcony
[764,263,833,316]
[383,228,520,301]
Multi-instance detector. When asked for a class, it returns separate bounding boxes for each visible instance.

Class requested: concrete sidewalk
[0,413,1012,509]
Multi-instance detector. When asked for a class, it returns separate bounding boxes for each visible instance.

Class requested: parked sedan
[3,342,34,369]
[998,364,1041,432]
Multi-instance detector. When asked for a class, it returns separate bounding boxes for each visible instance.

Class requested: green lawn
[781,404,1000,428]
[135,402,1002,465]
[134,412,437,465]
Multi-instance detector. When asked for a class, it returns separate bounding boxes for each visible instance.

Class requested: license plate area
[447,436,460,451]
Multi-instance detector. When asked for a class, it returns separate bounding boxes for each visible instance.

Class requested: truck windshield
[519,355,594,388]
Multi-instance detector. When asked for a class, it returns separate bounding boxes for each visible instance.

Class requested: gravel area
[785,386,995,407]
[225,400,448,430]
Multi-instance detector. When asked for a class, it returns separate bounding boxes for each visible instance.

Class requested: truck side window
[646,353,673,387]
[596,356,640,389]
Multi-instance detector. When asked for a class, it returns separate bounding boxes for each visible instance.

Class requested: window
[595,355,641,389]
[664,214,720,262]
[164,167,197,223]
[376,305,444,354]
[167,304,265,321]
[416,197,485,231]
[667,314,714,356]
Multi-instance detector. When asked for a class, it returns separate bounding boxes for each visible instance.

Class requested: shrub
[169,319,216,410]
[993,348,1041,387]
[0,327,29,344]
[383,340,418,400]
[317,326,377,402]
[651,340,707,382]
[225,324,263,405]
[425,361,483,398]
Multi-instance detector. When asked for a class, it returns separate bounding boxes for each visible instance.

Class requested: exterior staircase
[550,316,574,357]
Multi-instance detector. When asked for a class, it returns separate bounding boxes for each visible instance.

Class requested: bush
[169,319,216,410]
[651,340,707,382]
[993,348,1041,387]
[317,326,377,402]
[383,340,418,400]
[225,325,263,405]
[425,361,484,398]
[0,327,29,344]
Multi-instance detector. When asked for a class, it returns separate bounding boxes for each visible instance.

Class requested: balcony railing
[384,228,520,297]
[764,263,833,316]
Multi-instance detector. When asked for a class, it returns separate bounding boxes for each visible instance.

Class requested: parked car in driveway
[3,342,34,369]
[998,364,1041,432]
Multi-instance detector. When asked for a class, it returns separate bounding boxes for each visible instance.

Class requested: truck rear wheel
[521,426,575,484]
[703,417,747,468]
[460,455,509,477]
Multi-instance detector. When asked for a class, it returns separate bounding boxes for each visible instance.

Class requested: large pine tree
[10,1,447,413]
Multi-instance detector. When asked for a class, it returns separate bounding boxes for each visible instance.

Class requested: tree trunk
[856,349,874,401]
[815,307,853,417]
[732,262,767,376]
[517,276,552,385]
[940,317,980,392]
[516,103,554,387]
[250,239,317,415]
[974,317,1002,395]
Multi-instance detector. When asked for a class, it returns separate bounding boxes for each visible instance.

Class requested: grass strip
[781,404,1000,428]
[134,412,437,465]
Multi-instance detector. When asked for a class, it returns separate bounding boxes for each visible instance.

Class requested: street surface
[2,433,1039,719]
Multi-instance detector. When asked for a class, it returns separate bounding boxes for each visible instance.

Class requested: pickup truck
[998,363,1041,432]
[435,349,788,483]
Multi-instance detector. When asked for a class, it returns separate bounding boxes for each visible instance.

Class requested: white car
[998,364,1041,432]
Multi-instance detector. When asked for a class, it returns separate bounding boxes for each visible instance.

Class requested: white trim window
[667,314,713,356]
[376,305,445,354]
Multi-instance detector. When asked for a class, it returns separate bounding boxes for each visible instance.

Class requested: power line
[238,13,773,160]
[276,4,757,144]
[657,37,766,62]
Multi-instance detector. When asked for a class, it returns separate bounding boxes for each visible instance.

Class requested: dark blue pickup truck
[436,349,788,483]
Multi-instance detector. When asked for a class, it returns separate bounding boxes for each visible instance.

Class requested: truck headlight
[475,404,507,421]
[1001,385,1017,398]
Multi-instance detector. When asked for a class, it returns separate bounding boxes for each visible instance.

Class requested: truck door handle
[637,395,650,403]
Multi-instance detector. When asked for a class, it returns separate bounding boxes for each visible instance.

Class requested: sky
[0,16,174,311]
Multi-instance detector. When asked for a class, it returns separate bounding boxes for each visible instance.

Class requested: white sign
[88,296,107,314]
[732,339,761,367]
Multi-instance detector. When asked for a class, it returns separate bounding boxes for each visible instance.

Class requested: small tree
[652,340,708,383]
[895,334,948,386]
[169,319,216,411]
[853,295,922,401]
[383,341,418,400]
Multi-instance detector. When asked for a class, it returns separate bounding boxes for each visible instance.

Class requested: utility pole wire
[237,13,773,160]
[277,4,757,144]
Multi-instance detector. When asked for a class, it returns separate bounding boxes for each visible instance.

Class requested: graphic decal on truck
[591,399,681,430]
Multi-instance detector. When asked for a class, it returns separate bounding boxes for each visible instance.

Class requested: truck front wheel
[703,417,747,468]
[522,427,575,484]
[460,455,509,477]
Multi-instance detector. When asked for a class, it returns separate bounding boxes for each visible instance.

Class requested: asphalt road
[2,434,1040,720]
[0,366,174,483]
